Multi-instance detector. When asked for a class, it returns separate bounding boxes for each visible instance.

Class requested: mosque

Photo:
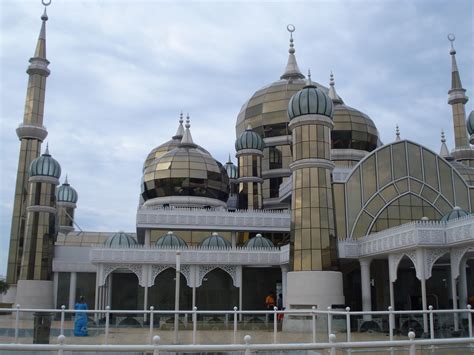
[2,3,474,334]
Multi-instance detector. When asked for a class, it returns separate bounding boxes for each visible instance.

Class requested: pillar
[459,259,468,319]
[144,229,151,248]
[107,273,113,307]
[53,272,58,308]
[69,271,77,310]
[94,271,99,321]
[387,256,396,310]
[231,231,237,248]
[450,251,459,331]
[281,265,289,309]
[238,266,243,321]
[360,258,372,320]
[416,249,428,334]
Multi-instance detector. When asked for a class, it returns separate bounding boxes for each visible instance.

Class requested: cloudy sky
[0,0,473,276]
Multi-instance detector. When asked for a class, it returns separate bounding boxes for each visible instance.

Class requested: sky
[0,0,473,276]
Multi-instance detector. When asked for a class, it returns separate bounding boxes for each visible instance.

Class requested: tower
[56,176,79,235]
[447,34,471,163]
[16,146,61,309]
[285,73,344,312]
[235,125,264,209]
[7,4,51,286]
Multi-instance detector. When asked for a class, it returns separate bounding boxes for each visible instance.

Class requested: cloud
[0,0,473,275]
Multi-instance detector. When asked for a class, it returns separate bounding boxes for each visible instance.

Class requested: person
[277,293,284,322]
[74,296,88,336]
[265,291,276,321]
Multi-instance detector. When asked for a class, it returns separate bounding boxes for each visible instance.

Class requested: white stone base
[15,280,54,310]
[283,271,344,332]
[0,284,17,304]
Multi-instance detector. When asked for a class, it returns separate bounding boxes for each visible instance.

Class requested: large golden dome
[141,119,229,206]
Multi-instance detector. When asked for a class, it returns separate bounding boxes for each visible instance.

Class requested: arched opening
[149,268,191,310]
[426,252,450,310]
[197,268,238,310]
[111,271,142,310]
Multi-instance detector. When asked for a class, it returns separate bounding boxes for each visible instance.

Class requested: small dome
[104,232,138,247]
[30,147,61,179]
[467,110,474,135]
[199,232,231,248]
[440,206,470,222]
[56,177,78,203]
[235,126,264,151]
[225,158,238,180]
[155,231,187,248]
[288,84,333,120]
[244,234,274,248]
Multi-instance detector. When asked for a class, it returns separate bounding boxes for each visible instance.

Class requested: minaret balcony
[16,124,48,141]
[27,57,50,76]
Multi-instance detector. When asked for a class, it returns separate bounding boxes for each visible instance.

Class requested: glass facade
[342,141,472,239]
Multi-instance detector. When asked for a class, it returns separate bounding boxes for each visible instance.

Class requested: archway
[111,271,142,310]
[197,268,238,310]
[149,268,191,310]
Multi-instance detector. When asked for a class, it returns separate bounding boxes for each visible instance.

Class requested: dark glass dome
[104,232,138,247]
[468,110,474,135]
[199,232,231,248]
[30,149,61,178]
[56,179,78,203]
[142,146,229,203]
[440,206,470,222]
[331,104,380,152]
[235,126,264,151]
[155,231,187,248]
[244,234,274,248]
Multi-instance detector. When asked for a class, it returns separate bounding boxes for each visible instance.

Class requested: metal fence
[0,304,472,353]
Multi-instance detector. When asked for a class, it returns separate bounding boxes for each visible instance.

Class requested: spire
[280,24,305,80]
[448,34,463,90]
[44,142,50,155]
[172,112,185,140]
[328,71,344,105]
[440,130,451,159]
[227,153,232,163]
[34,3,50,59]
[64,174,69,185]
[395,125,400,141]
[179,114,197,147]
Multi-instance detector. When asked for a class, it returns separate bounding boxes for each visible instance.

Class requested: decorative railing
[338,215,474,258]
[136,206,291,232]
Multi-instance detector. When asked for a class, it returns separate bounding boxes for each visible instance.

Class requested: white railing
[1,305,472,347]
[1,334,472,354]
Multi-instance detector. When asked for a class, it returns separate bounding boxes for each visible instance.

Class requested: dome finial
[440,129,451,158]
[395,125,401,141]
[448,33,456,55]
[280,24,305,80]
[64,174,69,185]
[328,71,343,105]
[173,111,185,139]
[41,0,51,21]
[228,153,231,163]
[179,113,196,147]
[44,142,50,155]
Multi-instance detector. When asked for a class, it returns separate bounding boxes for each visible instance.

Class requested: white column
[94,271,99,322]
[144,229,151,248]
[231,231,237,248]
[416,249,428,334]
[281,265,289,309]
[450,251,459,331]
[107,274,113,307]
[239,266,243,321]
[459,259,468,318]
[387,257,395,310]
[174,251,181,344]
[360,258,372,320]
[53,272,59,309]
[68,272,77,310]
[192,286,196,309]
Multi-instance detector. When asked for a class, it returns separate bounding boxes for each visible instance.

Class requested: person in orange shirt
[265,291,276,321]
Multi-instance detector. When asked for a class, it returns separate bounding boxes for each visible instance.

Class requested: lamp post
[174,250,181,343]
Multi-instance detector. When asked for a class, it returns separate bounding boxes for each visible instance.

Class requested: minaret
[447,34,469,149]
[235,125,264,209]
[286,71,344,311]
[440,130,451,159]
[7,4,51,285]
[56,175,79,235]
[395,125,401,141]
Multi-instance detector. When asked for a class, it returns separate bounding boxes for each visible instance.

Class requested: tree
[0,279,9,295]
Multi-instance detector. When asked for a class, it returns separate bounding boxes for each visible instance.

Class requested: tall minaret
[286,72,344,311]
[7,3,51,285]
[447,34,469,150]
[235,125,264,209]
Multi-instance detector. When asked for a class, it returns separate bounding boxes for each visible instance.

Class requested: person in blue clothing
[74,296,88,336]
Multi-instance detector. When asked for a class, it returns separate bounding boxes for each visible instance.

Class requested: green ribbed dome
[288,84,333,120]
[244,234,274,248]
[30,148,61,179]
[155,231,188,248]
[56,177,78,203]
[225,160,238,179]
[467,110,474,135]
[440,206,470,222]
[235,126,264,151]
[199,232,231,248]
[104,232,138,247]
